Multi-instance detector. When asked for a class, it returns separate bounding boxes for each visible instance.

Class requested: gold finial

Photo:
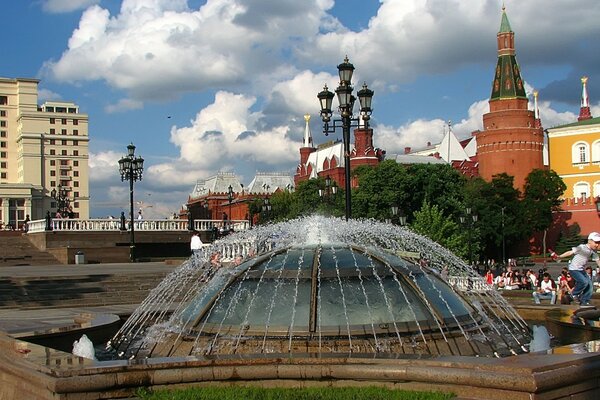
[581,76,588,84]
[533,90,538,98]
[304,114,311,122]
[502,2,505,12]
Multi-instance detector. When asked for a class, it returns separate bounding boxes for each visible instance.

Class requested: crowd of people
[484,231,600,306]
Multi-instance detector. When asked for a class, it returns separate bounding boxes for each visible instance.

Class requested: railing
[447,276,490,293]
[26,218,251,234]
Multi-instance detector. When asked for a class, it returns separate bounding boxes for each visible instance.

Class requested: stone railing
[447,276,491,293]
[26,218,250,234]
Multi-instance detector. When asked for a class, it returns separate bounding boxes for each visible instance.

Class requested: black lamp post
[50,184,70,217]
[391,205,407,226]
[595,196,600,215]
[460,207,478,266]
[118,143,144,262]
[318,56,374,221]
[262,197,272,221]
[227,184,234,231]
[319,175,338,205]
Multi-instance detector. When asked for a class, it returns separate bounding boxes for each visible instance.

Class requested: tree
[522,169,566,233]
[411,200,467,258]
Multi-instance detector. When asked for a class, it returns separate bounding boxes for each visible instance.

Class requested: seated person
[532,273,557,304]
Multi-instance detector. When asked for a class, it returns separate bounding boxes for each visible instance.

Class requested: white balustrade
[447,275,490,293]
[25,218,251,234]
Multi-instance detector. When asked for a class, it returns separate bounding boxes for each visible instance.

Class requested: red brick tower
[294,114,316,186]
[578,76,592,121]
[476,6,544,191]
[351,119,380,168]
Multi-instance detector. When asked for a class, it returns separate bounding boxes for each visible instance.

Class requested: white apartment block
[0,77,89,229]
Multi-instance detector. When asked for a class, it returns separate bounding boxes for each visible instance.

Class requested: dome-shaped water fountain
[110,216,531,359]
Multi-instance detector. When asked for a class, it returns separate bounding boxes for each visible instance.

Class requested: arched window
[594,181,600,197]
[573,181,590,199]
[592,139,600,163]
[571,142,589,165]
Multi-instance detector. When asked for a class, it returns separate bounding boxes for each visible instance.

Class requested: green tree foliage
[522,169,566,233]
[554,223,584,254]
[411,200,467,258]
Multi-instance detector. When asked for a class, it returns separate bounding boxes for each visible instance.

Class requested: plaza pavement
[0,261,177,336]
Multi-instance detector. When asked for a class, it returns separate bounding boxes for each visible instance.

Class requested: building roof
[499,7,512,33]
[389,154,447,165]
[247,172,295,194]
[305,141,347,178]
[549,116,600,130]
[189,172,243,199]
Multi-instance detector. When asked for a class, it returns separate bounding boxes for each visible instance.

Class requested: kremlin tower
[476,7,544,191]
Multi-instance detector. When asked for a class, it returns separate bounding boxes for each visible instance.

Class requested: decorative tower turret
[476,6,544,191]
[533,90,542,129]
[578,76,592,121]
[351,115,379,168]
[294,114,317,186]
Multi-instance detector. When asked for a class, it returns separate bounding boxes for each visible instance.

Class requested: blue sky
[4,0,600,217]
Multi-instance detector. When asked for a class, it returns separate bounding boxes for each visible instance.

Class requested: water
[109,216,532,359]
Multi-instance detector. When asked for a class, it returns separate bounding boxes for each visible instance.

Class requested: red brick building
[476,7,544,191]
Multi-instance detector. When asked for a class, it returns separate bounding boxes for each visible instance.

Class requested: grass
[136,386,454,400]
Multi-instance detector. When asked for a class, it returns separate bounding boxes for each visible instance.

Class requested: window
[0,152,6,158]
[73,119,78,125]
[0,96,7,105]
[73,150,79,156]
[0,121,6,127]
[592,140,600,163]
[51,181,55,187]
[50,160,56,166]
[61,129,66,135]
[73,130,78,136]
[0,131,6,138]
[50,149,55,155]
[74,171,79,177]
[56,107,66,113]
[49,128,55,135]
[60,180,69,187]
[74,202,79,209]
[74,181,79,188]
[50,118,55,124]
[73,140,78,146]
[572,142,590,165]
[574,182,590,199]
[60,160,68,166]
[0,110,5,117]
[46,106,54,112]
[68,108,76,113]
[61,150,67,155]
[49,139,55,145]
[74,192,79,197]
[1,172,6,179]
[0,162,6,168]
[61,118,67,124]
[50,170,56,176]
[0,142,6,148]
[60,170,68,176]
[73,161,79,166]
[62,140,67,145]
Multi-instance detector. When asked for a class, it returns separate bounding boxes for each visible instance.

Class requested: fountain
[110,216,530,360]
[2,216,599,400]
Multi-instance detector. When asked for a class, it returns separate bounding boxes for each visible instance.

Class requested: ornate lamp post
[391,205,407,226]
[262,197,272,222]
[227,184,234,231]
[118,143,144,262]
[318,56,374,221]
[460,207,478,266]
[50,184,70,217]
[319,175,338,204]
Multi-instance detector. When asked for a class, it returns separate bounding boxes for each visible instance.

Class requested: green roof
[499,9,512,33]
[550,116,600,129]
[490,55,527,100]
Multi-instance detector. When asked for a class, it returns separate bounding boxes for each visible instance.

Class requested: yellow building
[546,77,600,199]
[0,77,89,228]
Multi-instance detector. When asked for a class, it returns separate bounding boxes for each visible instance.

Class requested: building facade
[0,77,89,228]
[476,7,544,191]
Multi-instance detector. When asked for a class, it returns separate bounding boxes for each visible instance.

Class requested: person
[494,272,507,289]
[190,231,203,256]
[555,231,600,306]
[55,210,62,219]
[533,272,557,304]
[485,270,494,285]
[23,215,30,232]
[558,268,575,304]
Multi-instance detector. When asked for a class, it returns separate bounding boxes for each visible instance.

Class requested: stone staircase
[0,232,61,266]
[0,272,170,309]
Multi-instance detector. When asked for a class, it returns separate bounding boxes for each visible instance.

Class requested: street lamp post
[391,205,407,226]
[50,184,70,217]
[319,175,338,206]
[318,56,374,221]
[262,197,272,222]
[227,185,234,231]
[460,207,478,267]
[501,206,506,265]
[118,143,144,262]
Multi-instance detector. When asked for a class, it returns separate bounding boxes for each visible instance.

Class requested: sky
[4,0,600,218]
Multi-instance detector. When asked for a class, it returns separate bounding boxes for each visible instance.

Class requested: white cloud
[105,98,144,114]
[37,88,62,102]
[41,0,100,13]
[89,151,121,182]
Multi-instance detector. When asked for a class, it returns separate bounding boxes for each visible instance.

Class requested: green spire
[499,6,512,33]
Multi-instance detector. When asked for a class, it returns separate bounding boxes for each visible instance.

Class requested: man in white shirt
[533,273,557,304]
[190,231,203,256]
[556,231,600,306]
